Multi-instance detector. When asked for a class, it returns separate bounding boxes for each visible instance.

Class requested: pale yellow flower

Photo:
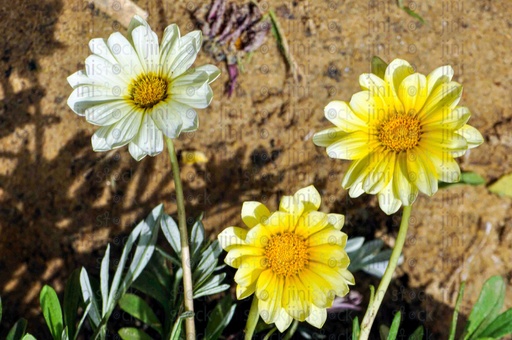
[218,185,354,332]
[313,59,483,214]
[67,16,219,160]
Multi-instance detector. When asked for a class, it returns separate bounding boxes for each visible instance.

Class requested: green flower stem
[165,137,196,340]
[359,205,412,340]
[283,320,299,340]
[245,296,260,340]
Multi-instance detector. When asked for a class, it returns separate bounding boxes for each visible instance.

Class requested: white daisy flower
[67,15,220,160]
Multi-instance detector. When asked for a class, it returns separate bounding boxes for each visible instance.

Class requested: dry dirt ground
[0,0,511,338]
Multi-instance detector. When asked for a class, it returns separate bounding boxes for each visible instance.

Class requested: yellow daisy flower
[67,16,219,160]
[218,185,354,332]
[313,58,483,214]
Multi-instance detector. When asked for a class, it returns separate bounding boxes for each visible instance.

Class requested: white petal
[91,126,113,151]
[85,55,127,90]
[67,86,120,115]
[89,38,118,65]
[131,25,160,73]
[127,15,150,38]
[312,128,347,147]
[398,73,428,115]
[128,141,147,161]
[194,64,221,84]
[167,31,202,78]
[150,101,184,138]
[160,24,181,68]
[85,101,132,126]
[107,32,143,78]
[384,59,415,113]
[131,114,164,156]
[106,109,142,148]
[419,81,462,120]
[180,106,198,132]
[393,153,418,205]
[274,309,293,332]
[68,70,93,88]
[171,80,213,109]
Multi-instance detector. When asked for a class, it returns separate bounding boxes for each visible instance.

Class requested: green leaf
[0,296,3,323]
[193,241,221,289]
[449,281,465,340]
[489,173,512,197]
[463,276,506,339]
[440,172,486,189]
[371,56,388,79]
[100,244,110,314]
[6,318,27,340]
[118,293,163,336]
[40,285,64,340]
[161,214,181,256]
[118,327,153,340]
[408,326,424,340]
[21,334,36,340]
[401,6,425,24]
[388,311,401,340]
[170,311,194,340]
[205,294,236,340]
[190,215,205,258]
[107,205,163,316]
[380,325,390,340]
[63,269,81,340]
[352,316,360,339]
[478,308,512,338]
[79,268,101,328]
[193,273,230,298]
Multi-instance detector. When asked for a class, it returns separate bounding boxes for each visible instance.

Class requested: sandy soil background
[0,0,511,337]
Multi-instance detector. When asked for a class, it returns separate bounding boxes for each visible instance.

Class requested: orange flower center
[130,73,168,109]
[378,113,422,152]
[265,232,308,277]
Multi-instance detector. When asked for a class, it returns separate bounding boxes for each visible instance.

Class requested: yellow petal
[324,101,367,132]
[362,150,395,195]
[426,65,454,96]
[274,308,293,332]
[326,131,375,160]
[306,304,327,329]
[422,148,461,183]
[342,152,379,190]
[225,246,264,268]
[406,149,438,196]
[456,124,484,148]
[256,268,275,301]
[327,213,345,230]
[236,281,256,300]
[420,130,468,154]
[279,195,305,217]
[350,90,390,122]
[398,73,428,115]
[308,228,346,248]
[348,181,365,198]
[283,276,310,321]
[378,181,402,215]
[245,224,273,248]
[217,227,247,251]
[309,245,349,269]
[393,152,418,206]
[422,106,471,131]
[235,256,267,287]
[299,269,335,308]
[265,211,296,234]
[309,262,351,297]
[294,185,322,212]
[419,81,462,119]
[241,201,271,228]
[295,211,329,238]
[258,275,284,324]
[384,59,415,114]
[359,72,386,91]
[313,127,347,147]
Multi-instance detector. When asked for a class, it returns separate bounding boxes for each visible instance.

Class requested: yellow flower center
[265,232,308,277]
[130,73,169,109]
[378,113,422,152]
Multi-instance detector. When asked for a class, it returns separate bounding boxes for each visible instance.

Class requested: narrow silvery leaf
[194,241,220,288]
[75,302,92,340]
[190,216,205,257]
[194,273,230,298]
[161,213,181,255]
[100,244,110,314]
[120,204,163,293]
[106,222,143,311]
[79,268,101,327]
[345,237,365,253]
